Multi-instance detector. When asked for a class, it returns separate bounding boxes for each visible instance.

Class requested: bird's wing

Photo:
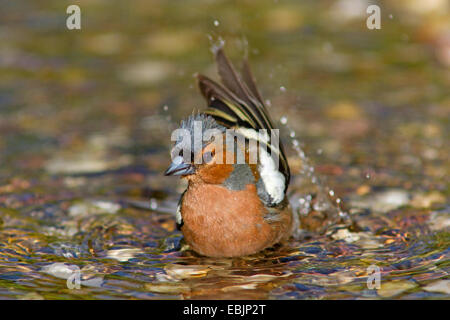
[197,48,290,189]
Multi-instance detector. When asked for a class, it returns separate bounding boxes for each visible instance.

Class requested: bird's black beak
[164,161,195,176]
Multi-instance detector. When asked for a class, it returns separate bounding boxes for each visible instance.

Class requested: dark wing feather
[241,58,265,108]
[197,74,256,127]
[215,49,274,131]
[197,48,290,188]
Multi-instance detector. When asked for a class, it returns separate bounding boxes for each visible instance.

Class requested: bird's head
[165,114,237,183]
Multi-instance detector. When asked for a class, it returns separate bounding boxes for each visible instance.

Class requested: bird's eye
[177,149,188,161]
[175,149,194,163]
[203,150,215,163]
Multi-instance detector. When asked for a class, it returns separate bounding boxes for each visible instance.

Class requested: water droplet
[329,189,335,197]
[213,20,220,26]
[163,105,169,111]
[316,148,323,155]
[292,140,299,147]
[209,36,225,55]
[366,173,371,179]
[336,198,341,204]
[150,198,158,210]
[290,131,296,138]
[280,116,288,124]
[280,86,286,92]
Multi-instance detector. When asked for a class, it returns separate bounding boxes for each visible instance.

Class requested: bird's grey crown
[180,113,225,134]
[173,113,226,157]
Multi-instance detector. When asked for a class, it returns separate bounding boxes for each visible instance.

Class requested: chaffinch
[165,48,293,257]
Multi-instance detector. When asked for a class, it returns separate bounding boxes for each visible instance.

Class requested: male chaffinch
[165,48,293,257]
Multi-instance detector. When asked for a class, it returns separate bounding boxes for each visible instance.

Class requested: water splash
[150,198,158,210]
[279,115,350,232]
[207,35,225,55]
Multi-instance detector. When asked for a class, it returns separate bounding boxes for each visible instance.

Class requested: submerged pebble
[69,200,121,217]
[410,192,446,208]
[144,282,190,294]
[165,264,210,280]
[41,263,79,279]
[106,248,142,262]
[18,292,44,300]
[349,189,410,213]
[41,263,104,288]
[427,208,450,231]
[377,280,417,298]
[331,229,360,243]
[423,280,450,295]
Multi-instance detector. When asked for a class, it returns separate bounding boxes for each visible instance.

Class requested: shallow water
[0,1,449,299]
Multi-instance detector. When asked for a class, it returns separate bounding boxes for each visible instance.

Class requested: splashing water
[278,114,350,234]
[207,35,226,55]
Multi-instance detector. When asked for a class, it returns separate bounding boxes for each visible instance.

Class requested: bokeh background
[0,0,448,299]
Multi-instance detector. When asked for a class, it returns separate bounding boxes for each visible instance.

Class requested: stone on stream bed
[349,189,411,213]
[427,208,450,231]
[68,200,121,217]
[106,248,143,262]
[423,280,450,295]
[377,280,417,298]
[41,263,104,288]
[410,191,446,209]
[164,264,211,280]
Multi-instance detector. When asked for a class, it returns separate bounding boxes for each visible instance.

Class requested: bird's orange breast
[180,183,292,257]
